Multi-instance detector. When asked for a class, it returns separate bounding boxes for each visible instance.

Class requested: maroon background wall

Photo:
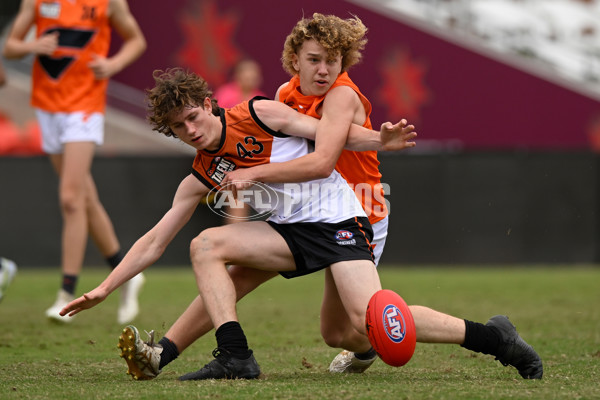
[112,0,600,151]
[4,1,600,267]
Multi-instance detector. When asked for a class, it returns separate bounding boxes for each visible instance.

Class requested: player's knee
[190,228,222,262]
[59,188,85,215]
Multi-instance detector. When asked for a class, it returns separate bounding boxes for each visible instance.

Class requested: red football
[365,289,416,367]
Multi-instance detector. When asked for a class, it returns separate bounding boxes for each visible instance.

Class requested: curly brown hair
[281,13,368,76]
[146,68,220,137]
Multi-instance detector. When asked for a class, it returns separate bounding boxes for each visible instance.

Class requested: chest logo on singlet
[38,28,96,80]
[40,2,61,18]
[206,157,236,184]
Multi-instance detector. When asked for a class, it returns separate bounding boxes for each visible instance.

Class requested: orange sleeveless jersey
[192,100,282,189]
[278,72,388,224]
[192,98,367,224]
[31,0,111,113]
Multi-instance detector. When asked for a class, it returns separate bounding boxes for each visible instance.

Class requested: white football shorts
[371,215,389,266]
[35,109,104,154]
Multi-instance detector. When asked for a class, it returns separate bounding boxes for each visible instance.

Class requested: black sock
[106,251,123,269]
[61,274,78,295]
[355,347,377,360]
[461,319,502,355]
[215,321,251,359]
[158,337,179,370]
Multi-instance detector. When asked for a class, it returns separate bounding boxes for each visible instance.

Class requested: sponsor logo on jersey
[382,304,407,343]
[40,2,61,18]
[206,157,236,184]
[335,230,356,246]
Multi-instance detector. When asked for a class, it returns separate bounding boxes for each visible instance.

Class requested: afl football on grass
[366,289,416,367]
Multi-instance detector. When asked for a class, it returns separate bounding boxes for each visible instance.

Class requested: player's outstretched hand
[380,119,417,151]
[59,287,108,317]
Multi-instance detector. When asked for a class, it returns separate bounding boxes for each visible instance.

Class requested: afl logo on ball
[382,304,406,343]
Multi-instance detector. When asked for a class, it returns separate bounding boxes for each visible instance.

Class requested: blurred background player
[2,0,146,324]
[0,5,44,156]
[213,58,266,224]
[0,5,23,304]
[0,257,17,302]
[214,59,266,109]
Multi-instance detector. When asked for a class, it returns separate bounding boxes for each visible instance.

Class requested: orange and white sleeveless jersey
[31,0,111,113]
[278,72,388,224]
[192,98,366,224]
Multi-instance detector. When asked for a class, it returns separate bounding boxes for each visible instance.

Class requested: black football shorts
[267,216,374,279]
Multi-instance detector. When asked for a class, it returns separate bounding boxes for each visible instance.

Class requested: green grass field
[0,266,598,399]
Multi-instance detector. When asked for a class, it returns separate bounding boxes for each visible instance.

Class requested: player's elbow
[312,160,337,180]
[311,165,333,180]
[138,36,148,54]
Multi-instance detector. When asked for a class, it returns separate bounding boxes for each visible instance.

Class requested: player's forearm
[98,235,163,295]
[2,0,36,59]
[252,152,337,183]
[3,38,36,59]
[345,125,383,151]
[282,115,382,152]
[106,0,146,74]
[107,37,146,75]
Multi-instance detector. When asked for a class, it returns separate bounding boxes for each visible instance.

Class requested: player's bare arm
[272,83,416,151]
[2,0,58,58]
[336,119,417,152]
[222,101,417,189]
[59,174,209,317]
[88,0,146,79]
[252,98,416,151]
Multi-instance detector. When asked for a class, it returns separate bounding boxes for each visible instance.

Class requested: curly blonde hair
[281,13,368,76]
[146,68,220,137]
